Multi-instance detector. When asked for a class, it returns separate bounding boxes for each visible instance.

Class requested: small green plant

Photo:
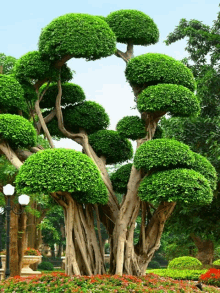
[37,261,54,271]
[168,256,202,270]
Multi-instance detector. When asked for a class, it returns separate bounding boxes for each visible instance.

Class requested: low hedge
[147,269,207,281]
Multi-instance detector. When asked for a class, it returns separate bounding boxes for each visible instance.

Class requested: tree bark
[190,234,214,265]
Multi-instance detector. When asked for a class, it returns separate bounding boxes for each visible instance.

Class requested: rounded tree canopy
[137,84,200,117]
[0,75,27,113]
[106,10,159,46]
[20,81,38,103]
[191,152,217,191]
[0,114,37,149]
[15,148,108,205]
[13,51,73,83]
[116,116,146,140]
[40,82,86,108]
[89,130,133,164]
[134,139,194,172]
[63,101,110,134]
[138,168,213,205]
[38,13,116,61]
[125,53,196,92]
[110,163,132,194]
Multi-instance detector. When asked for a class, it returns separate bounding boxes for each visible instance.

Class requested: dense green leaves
[0,114,37,148]
[137,84,200,117]
[16,149,108,205]
[125,53,196,92]
[63,101,109,134]
[89,130,133,164]
[134,139,194,172]
[167,256,202,270]
[116,116,146,140]
[110,163,132,194]
[106,10,159,45]
[40,82,86,108]
[0,75,27,113]
[138,168,213,205]
[39,13,116,61]
[0,53,16,75]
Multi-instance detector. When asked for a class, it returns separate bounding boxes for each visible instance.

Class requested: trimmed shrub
[213,259,220,265]
[40,82,86,109]
[16,149,108,205]
[137,84,200,117]
[125,53,196,92]
[110,163,132,194]
[168,256,202,270]
[0,114,37,149]
[116,116,146,140]
[0,75,27,113]
[148,260,161,269]
[148,269,207,281]
[39,13,116,61]
[138,168,213,205]
[38,261,54,271]
[89,130,133,164]
[134,139,195,172]
[63,101,110,134]
[106,10,159,45]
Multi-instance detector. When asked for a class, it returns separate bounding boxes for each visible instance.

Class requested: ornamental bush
[138,168,213,205]
[106,10,159,46]
[39,13,116,61]
[116,116,146,140]
[0,114,37,149]
[0,75,27,113]
[168,256,202,270]
[134,139,195,172]
[137,84,200,117]
[190,152,217,191]
[63,101,110,134]
[40,82,86,108]
[213,259,220,265]
[16,149,108,205]
[110,163,132,194]
[37,261,54,271]
[89,130,133,164]
[125,53,196,92]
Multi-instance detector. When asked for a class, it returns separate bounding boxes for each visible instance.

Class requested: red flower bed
[200,268,220,287]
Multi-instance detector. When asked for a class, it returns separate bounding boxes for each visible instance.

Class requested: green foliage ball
[0,114,37,149]
[106,10,159,46]
[138,168,213,205]
[191,152,217,190]
[39,13,116,61]
[16,149,108,205]
[40,82,86,108]
[63,101,110,134]
[148,260,161,269]
[13,51,51,82]
[37,261,54,271]
[89,130,133,164]
[137,84,200,117]
[134,139,194,172]
[110,163,132,194]
[116,116,146,140]
[20,80,38,103]
[213,259,220,266]
[168,256,202,270]
[0,75,27,113]
[125,53,196,92]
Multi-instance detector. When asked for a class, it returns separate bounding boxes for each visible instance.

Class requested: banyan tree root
[51,192,105,276]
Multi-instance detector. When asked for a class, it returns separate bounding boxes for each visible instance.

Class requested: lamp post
[0,184,30,279]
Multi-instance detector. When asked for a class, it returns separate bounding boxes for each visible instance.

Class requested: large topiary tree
[0,10,217,277]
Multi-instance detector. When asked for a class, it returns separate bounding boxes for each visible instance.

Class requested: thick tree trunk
[51,192,106,276]
[190,234,214,265]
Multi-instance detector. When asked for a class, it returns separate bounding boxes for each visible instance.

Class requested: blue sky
[1,0,219,150]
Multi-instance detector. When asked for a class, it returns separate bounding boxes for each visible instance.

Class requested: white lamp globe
[18,194,30,206]
[3,184,15,196]
[0,207,4,214]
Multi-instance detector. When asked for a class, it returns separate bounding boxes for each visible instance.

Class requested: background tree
[0,10,217,277]
[161,6,220,264]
